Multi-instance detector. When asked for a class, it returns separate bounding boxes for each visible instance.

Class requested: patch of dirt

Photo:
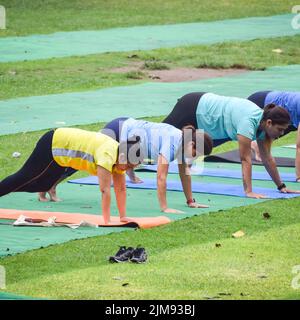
[111,61,144,73]
[111,63,249,82]
[147,67,249,82]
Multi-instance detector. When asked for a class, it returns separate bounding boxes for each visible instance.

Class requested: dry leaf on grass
[232,230,245,238]
[272,48,283,53]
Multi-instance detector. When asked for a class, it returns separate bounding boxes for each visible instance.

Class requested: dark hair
[118,135,143,165]
[182,125,213,156]
[261,103,290,125]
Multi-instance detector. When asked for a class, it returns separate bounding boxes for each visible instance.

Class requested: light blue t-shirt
[196,93,264,141]
[120,118,182,163]
[265,91,300,128]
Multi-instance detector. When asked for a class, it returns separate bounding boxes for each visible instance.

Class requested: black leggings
[163,92,207,129]
[0,130,76,197]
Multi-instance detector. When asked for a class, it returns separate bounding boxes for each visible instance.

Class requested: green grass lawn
[1,198,300,300]
[1,35,300,100]
[0,0,296,37]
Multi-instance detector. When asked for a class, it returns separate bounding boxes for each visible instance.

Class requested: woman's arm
[112,172,127,221]
[238,135,266,198]
[97,166,112,224]
[157,155,183,213]
[178,163,208,208]
[258,137,300,194]
[257,138,283,187]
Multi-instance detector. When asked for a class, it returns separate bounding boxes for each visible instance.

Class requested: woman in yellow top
[0,128,142,225]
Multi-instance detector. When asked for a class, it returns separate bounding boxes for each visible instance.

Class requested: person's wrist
[296,177,300,182]
[277,182,286,191]
[187,198,195,205]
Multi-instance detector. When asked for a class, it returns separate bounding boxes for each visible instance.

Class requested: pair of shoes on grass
[109,246,147,263]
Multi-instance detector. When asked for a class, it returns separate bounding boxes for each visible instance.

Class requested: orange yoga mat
[0,208,171,229]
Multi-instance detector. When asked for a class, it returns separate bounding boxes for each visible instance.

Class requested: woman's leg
[247,91,271,108]
[247,91,272,161]
[0,130,66,197]
[163,92,206,129]
[38,167,77,202]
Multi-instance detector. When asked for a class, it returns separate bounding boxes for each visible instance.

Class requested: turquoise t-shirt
[196,93,264,141]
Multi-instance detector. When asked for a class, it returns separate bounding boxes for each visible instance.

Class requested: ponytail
[182,125,213,156]
[262,103,290,125]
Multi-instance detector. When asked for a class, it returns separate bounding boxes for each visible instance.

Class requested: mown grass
[0,35,300,100]
[0,0,296,37]
[1,197,300,299]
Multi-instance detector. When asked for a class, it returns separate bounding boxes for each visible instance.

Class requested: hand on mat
[245,192,267,199]
[188,202,209,209]
[162,208,184,214]
[120,217,135,223]
[105,221,126,226]
[279,187,300,194]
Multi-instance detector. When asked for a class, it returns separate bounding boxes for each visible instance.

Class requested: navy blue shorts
[102,117,129,142]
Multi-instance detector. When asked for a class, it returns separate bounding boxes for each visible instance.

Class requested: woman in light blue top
[164,92,299,199]
[248,91,300,182]
[103,117,213,213]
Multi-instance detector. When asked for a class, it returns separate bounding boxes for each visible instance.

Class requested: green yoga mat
[0,171,286,258]
[0,14,298,63]
[1,65,300,136]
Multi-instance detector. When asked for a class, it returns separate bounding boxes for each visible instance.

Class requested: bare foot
[49,195,62,202]
[38,192,49,202]
[48,187,62,202]
[126,168,143,184]
[130,176,143,184]
[251,141,262,162]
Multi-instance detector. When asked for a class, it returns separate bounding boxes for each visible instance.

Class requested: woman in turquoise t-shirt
[163,92,300,199]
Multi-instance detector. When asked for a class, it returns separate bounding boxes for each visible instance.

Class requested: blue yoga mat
[68,177,300,199]
[136,164,297,182]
